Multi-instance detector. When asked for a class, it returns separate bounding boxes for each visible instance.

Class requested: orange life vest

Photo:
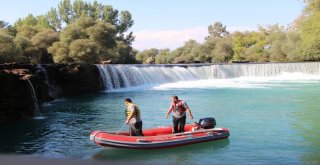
[172,100,186,113]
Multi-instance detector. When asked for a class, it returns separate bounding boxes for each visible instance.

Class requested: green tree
[51,0,134,44]
[13,24,58,63]
[284,31,301,61]
[304,0,320,14]
[212,36,233,63]
[260,25,287,62]
[155,49,171,64]
[165,40,211,63]
[116,10,135,44]
[11,0,136,64]
[15,14,38,27]
[48,16,117,63]
[169,40,209,63]
[58,0,72,24]
[72,0,88,19]
[14,14,53,30]
[202,37,218,63]
[68,39,100,63]
[0,20,9,28]
[0,20,16,36]
[113,41,137,64]
[136,48,159,64]
[14,26,38,63]
[231,30,268,62]
[0,28,25,63]
[204,21,231,63]
[46,8,62,31]
[206,21,229,39]
[232,32,247,61]
[299,0,320,60]
[30,29,59,63]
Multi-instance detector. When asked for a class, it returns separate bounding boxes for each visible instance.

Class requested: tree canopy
[1,0,320,64]
[0,0,136,64]
[136,0,320,64]
[299,0,320,61]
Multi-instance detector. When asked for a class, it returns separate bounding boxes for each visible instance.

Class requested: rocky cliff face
[0,68,49,122]
[45,63,104,96]
[0,63,104,123]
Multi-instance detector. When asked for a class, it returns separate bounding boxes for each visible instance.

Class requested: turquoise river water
[1,64,320,164]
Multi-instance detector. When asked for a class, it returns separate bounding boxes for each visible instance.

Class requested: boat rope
[116,124,126,135]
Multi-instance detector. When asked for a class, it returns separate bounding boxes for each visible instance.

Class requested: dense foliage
[0,0,136,64]
[1,0,320,64]
[138,22,303,64]
[137,0,320,64]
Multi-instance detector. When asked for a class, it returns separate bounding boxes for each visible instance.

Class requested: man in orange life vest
[165,96,193,133]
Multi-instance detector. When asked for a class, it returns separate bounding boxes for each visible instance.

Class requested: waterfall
[36,64,62,98]
[96,64,202,90]
[96,62,320,90]
[26,79,40,115]
[96,64,114,90]
[36,64,49,83]
[214,63,320,77]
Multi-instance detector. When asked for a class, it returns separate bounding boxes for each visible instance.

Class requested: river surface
[1,73,320,164]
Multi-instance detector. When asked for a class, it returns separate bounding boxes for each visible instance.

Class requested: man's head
[171,96,179,103]
[124,98,132,106]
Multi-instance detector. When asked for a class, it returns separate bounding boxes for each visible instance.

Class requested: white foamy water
[152,72,320,90]
[95,63,320,92]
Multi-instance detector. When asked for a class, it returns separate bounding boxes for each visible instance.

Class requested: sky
[0,0,304,50]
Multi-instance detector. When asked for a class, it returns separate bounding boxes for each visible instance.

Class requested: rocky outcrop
[0,70,46,122]
[45,63,104,96]
[0,62,104,123]
[101,60,112,64]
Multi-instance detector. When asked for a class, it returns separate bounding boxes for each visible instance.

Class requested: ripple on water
[0,80,320,164]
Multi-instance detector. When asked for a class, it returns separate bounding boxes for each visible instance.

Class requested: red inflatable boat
[90,117,230,149]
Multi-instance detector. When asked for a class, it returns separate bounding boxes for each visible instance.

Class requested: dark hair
[125,98,132,103]
[172,96,178,100]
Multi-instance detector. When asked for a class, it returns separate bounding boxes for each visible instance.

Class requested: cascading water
[214,62,320,77]
[26,79,40,115]
[36,64,49,83]
[96,62,320,91]
[36,64,62,98]
[96,64,202,90]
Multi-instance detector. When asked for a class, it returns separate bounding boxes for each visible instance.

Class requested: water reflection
[0,117,50,154]
[1,82,320,164]
[291,85,320,165]
[92,139,230,163]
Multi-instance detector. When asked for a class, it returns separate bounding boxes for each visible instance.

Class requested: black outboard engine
[197,117,216,129]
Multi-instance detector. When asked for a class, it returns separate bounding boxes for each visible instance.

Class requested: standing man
[125,98,143,136]
[166,96,193,133]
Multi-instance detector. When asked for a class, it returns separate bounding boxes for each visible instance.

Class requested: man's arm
[186,107,193,119]
[183,101,193,119]
[165,106,173,119]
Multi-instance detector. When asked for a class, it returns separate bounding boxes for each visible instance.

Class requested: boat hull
[90,124,230,149]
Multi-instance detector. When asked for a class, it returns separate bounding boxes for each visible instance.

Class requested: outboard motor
[197,117,216,129]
